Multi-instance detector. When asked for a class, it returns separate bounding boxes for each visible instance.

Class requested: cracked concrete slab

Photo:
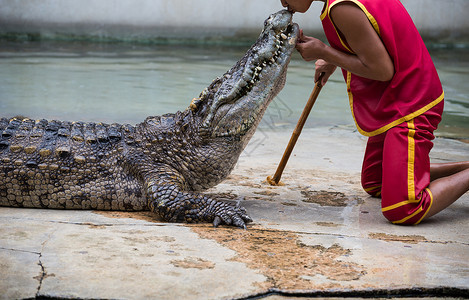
[0,249,41,299]
[1,127,468,299]
[0,209,266,299]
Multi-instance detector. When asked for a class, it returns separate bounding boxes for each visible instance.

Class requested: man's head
[280,0,315,13]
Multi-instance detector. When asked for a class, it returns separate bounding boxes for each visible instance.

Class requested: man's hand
[315,59,337,86]
[295,30,337,86]
[294,3,395,83]
[295,29,327,61]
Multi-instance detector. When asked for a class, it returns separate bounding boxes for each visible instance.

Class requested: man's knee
[361,171,382,197]
[362,182,382,197]
[381,189,433,225]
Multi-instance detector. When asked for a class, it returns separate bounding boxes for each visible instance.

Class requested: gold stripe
[326,0,355,53]
[415,188,434,225]
[329,0,380,36]
[392,206,423,224]
[364,185,381,192]
[383,188,433,224]
[347,71,355,122]
[334,0,381,35]
[348,83,444,137]
[320,0,329,20]
[335,29,353,53]
[407,120,416,202]
[333,1,444,137]
[382,199,417,212]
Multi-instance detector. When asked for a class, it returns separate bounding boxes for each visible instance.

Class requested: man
[281,0,469,224]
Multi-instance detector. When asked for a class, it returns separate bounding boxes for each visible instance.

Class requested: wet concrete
[1,126,468,299]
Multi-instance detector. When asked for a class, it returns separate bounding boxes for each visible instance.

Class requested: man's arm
[296,2,394,82]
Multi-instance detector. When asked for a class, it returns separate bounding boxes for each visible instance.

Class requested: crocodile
[0,10,299,228]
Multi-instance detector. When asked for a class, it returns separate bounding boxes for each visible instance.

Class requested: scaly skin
[0,10,299,228]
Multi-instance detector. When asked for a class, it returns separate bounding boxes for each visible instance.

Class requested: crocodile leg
[144,164,252,228]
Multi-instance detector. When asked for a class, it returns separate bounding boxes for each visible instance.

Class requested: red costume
[320,0,444,224]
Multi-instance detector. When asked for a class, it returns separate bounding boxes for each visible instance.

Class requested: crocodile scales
[0,10,299,228]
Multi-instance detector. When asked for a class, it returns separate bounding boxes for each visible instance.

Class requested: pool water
[0,41,468,140]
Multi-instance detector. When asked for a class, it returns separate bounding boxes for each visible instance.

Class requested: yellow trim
[382,199,418,213]
[331,0,380,35]
[364,185,381,192]
[392,207,423,224]
[385,188,433,225]
[381,122,421,215]
[407,120,416,202]
[347,71,355,122]
[320,0,329,20]
[346,71,445,137]
[325,0,354,53]
[415,188,434,225]
[328,0,445,137]
[326,0,381,53]
[364,184,381,197]
[383,189,433,225]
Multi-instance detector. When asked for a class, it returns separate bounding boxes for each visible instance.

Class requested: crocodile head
[190,10,299,142]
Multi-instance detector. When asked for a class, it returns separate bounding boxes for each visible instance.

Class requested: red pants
[361,102,444,225]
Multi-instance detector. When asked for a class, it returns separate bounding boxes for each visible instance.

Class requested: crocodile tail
[0,117,127,161]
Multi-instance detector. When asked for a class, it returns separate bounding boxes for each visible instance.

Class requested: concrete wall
[0,0,467,44]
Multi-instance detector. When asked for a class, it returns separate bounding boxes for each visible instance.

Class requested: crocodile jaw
[192,10,299,138]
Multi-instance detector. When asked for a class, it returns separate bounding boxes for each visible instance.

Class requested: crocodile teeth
[255,66,262,71]
[281,33,287,40]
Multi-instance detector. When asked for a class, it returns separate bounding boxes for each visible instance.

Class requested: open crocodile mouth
[231,23,298,96]
[190,10,299,137]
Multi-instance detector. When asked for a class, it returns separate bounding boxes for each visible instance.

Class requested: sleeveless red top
[320,0,444,136]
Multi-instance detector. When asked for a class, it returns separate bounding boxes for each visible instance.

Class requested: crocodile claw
[213,216,222,228]
[211,202,252,229]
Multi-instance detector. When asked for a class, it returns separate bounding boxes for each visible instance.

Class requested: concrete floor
[1,126,468,299]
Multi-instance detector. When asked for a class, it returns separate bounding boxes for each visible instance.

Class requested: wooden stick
[267,73,325,186]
